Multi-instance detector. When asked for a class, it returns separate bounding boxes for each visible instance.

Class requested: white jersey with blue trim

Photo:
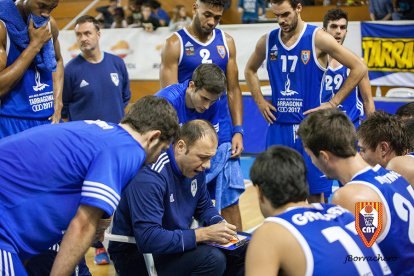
[323,65,363,124]
[266,24,328,124]
[266,204,391,276]
[0,121,146,259]
[348,165,414,275]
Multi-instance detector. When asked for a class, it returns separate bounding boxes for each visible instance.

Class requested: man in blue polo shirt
[0,96,179,275]
[109,120,244,276]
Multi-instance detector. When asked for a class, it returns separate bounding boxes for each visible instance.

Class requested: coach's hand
[257,99,276,124]
[195,220,237,245]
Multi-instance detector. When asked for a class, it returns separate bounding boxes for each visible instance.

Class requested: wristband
[232,125,244,136]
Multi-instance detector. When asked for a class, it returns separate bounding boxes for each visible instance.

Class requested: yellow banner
[362,37,414,72]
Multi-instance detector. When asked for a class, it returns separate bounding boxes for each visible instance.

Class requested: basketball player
[246,146,391,275]
[160,0,244,229]
[244,0,367,202]
[0,96,179,275]
[0,0,63,138]
[298,109,414,275]
[322,8,375,127]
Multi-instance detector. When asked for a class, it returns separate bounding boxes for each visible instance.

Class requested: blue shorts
[0,248,27,276]
[266,123,333,195]
[0,116,51,138]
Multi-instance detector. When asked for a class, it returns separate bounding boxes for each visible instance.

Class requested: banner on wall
[59,22,362,81]
[361,22,414,87]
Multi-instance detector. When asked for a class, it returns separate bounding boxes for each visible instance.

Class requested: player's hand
[28,18,52,51]
[257,99,276,124]
[231,133,244,158]
[196,220,237,244]
[94,218,112,243]
[303,102,334,115]
[49,103,62,124]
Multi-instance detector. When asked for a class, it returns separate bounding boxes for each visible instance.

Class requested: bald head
[178,120,218,151]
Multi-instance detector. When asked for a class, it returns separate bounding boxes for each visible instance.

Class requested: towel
[206,142,245,210]
[0,0,56,72]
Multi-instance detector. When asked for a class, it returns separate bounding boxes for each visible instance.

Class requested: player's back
[323,65,363,125]
[0,121,144,258]
[349,165,414,275]
[266,203,391,275]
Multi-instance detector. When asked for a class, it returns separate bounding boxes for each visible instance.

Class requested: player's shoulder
[104,52,124,62]
[0,20,7,48]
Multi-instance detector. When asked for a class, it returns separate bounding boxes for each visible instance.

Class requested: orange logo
[301,50,310,65]
[355,202,383,247]
[217,46,226,59]
[110,40,130,59]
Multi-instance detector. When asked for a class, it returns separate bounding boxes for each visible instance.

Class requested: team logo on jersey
[185,41,195,56]
[191,179,197,197]
[32,69,49,92]
[301,50,310,65]
[269,45,278,61]
[355,202,383,247]
[217,45,226,59]
[111,73,119,86]
[280,74,298,96]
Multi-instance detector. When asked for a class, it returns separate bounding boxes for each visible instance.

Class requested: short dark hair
[178,120,218,151]
[298,109,357,158]
[250,146,308,209]
[358,111,409,156]
[121,96,180,143]
[75,15,101,31]
[396,102,414,119]
[323,8,348,29]
[270,0,302,8]
[198,0,228,8]
[192,64,227,95]
[404,118,414,151]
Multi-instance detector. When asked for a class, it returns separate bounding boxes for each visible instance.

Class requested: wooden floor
[85,184,264,275]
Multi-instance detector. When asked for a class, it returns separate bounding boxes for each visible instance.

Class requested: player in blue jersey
[108,120,244,276]
[63,15,131,124]
[322,8,375,128]
[396,102,414,120]
[0,0,64,138]
[160,0,244,230]
[156,63,225,137]
[246,146,391,275]
[298,109,414,275]
[357,111,410,168]
[245,0,367,202]
[0,96,179,275]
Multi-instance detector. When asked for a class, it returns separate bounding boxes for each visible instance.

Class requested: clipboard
[207,232,251,250]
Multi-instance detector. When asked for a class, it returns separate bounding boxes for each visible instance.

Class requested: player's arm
[305,30,367,114]
[357,59,375,117]
[50,204,103,276]
[0,19,51,97]
[332,183,388,232]
[386,156,414,188]
[244,34,276,123]
[225,33,244,157]
[121,61,131,107]
[50,17,63,123]
[159,34,180,87]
